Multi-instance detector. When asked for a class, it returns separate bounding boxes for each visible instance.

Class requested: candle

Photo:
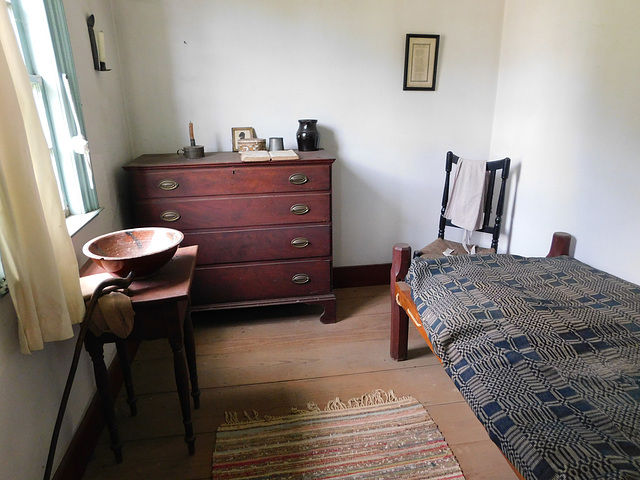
[189,122,194,140]
[97,30,106,64]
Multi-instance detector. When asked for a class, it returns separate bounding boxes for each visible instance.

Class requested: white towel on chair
[444,157,487,231]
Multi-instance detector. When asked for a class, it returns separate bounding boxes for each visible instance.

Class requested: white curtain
[0,6,85,353]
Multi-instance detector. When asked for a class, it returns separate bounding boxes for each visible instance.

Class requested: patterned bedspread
[407,254,640,479]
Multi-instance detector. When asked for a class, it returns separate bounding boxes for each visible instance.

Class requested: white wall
[491,0,640,284]
[0,0,131,478]
[111,0,506,267]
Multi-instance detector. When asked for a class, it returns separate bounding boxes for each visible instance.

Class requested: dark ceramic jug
[296,119,319,151]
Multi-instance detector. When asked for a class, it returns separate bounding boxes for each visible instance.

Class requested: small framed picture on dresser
[403,34,440,91]
[232,127,254,151]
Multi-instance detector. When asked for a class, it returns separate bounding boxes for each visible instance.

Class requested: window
[7,0,99,217]
[1,0,99,297]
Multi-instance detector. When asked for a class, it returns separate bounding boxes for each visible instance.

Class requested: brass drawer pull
[291,237,310,248]
[160,210,181,222]
[158,179,179,191]
[289,173,308,185]
[292,273,310,285]
[290,204,310,215]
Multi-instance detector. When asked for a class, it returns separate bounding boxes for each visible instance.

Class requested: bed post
[391,243,412,361]
[547,232,572,257]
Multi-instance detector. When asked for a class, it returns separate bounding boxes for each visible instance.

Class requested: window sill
[66,208,103,237]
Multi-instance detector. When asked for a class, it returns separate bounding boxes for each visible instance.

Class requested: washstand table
[80,245,199,462]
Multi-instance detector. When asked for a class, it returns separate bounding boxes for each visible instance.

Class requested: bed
[390,233,640,479]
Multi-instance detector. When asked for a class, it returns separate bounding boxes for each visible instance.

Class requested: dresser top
[124,150,335,170]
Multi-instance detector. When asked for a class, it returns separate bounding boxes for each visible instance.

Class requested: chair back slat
[437,152,456,239]
[482,170,497,231]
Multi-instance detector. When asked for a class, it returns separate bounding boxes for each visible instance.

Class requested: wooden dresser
[123,151,336,323]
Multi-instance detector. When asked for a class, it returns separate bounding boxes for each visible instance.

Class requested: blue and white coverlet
[407,254,640,479]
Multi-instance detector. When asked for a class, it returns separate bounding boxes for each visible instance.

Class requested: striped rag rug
[212,389,465,479]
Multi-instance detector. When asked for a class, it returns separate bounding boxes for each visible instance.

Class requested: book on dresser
[122,150,336,323]
[268,149,299,160]
[240,150,299,162]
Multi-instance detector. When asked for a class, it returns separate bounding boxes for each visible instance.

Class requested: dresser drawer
[182,225,330,264]
[191,259,331,304]
[129,164,331,199]
[135,192,330,229]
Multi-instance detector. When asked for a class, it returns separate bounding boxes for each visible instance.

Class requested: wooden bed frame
[390,232,572,361]
[389,232,573,479]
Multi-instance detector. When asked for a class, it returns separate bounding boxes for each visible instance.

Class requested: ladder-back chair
[416,151,510,259]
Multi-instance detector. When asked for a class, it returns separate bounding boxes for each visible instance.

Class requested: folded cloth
[443,157,487,231]
[89,291,135,338]
[80,274,135,338]
[80,273,113,299]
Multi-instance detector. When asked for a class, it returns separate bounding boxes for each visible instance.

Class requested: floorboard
[81,286,518,480]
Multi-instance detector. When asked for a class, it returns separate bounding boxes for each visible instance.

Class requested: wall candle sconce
[87,15,110,71]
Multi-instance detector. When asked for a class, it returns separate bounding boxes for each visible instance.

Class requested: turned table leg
[167,320,196,455]
[115,340,137,416]
[85,333,123,463]
[183,311,200,409]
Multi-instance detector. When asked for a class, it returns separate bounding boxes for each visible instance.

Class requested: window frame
[7,0,99,217]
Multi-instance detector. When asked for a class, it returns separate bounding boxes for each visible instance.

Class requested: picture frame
[403,34,440,91]
[231,127,254,151]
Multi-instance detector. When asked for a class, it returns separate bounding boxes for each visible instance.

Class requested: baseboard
[53,341,138,480]
[333,263,391,288]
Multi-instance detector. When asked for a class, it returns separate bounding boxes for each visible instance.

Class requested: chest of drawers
[123,151,336,323]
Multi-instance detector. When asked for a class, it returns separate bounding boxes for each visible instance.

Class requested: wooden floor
[81,286,518,480]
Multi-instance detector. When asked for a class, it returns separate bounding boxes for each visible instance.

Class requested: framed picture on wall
[403,34,440,91]
[232,127,254,151]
